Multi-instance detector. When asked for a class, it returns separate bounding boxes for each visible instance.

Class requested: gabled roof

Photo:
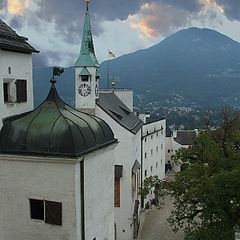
[97,93,143,134]
[80,67,91,76]
[0,82,116,157]
[75,9,99,67]
[0,19,38,53]
[174,130,197,145]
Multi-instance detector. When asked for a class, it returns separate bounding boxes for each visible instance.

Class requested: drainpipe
[80,158,85,240]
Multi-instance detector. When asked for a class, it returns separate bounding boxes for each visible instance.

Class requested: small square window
[81,75,89,81]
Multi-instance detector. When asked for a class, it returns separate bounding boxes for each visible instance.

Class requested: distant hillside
[33,27,240,108]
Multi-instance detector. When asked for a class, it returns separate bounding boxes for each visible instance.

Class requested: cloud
[129,2,192,38]
[216,0,240,21]
[3,0,240,42]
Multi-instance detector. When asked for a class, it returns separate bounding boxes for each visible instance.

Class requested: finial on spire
[86,0,90,12]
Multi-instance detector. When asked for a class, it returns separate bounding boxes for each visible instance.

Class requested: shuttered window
[45,200,62,226]
[30,199,44,220]
[29,199,62,226]
[16,79,27,102]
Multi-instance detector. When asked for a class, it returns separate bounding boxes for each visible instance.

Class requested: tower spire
[75,0,99,67]
[86,0,90,12]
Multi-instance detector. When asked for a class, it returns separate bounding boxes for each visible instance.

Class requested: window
[29,199,62,225]
[144,170,147,177]
[156,132,158,137]
[156,146,159,152]
[81,75,89,81]
[156,162,158,168]
[151,149,153,155]
[144,138,147,142]
[161,144,163,149]
[30,199,44,220]
[145,153,147,159]
[151,135,153,139]
[16,79,27,102]
[114,177,120,207]
[168,149,170,153]
[8,67,11,74]
[150,166,153,172]
[3,79,15,103]
[3,79,27,103]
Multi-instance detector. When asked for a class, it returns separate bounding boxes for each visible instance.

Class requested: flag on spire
[108,49,115,58]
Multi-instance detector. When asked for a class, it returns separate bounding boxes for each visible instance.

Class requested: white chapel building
[0,80,118,240]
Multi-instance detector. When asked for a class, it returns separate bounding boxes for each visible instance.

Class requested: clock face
[78,83,91,97]
[95,84,99,97]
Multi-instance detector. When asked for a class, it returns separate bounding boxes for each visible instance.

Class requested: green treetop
[141,109,240,240]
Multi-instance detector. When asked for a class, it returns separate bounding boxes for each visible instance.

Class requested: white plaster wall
[165,136,174,164]
[0,155,77,240]
[142,119,166,205]
[0,50,34,127]
[165,137,189,172]
[84,146,115,240]
[96,105,139,240]
[75,66,99,110]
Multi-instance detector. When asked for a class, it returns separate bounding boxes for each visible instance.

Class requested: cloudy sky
[1,0,240,67]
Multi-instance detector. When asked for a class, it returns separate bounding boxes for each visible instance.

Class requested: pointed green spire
[75,0,99,67]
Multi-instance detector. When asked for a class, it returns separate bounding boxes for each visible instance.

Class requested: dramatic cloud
[1,0,240,67]
[2,0,240,42]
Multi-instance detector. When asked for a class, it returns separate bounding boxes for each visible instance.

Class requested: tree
[141,109,240,240]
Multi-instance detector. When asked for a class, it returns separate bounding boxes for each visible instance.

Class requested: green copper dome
[75,7,99,67]
[0,83,116,157]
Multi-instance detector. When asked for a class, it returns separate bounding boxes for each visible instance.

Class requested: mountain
[33,27,240,109]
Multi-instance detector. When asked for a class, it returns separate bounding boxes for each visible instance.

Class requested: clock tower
[75,0,100,115]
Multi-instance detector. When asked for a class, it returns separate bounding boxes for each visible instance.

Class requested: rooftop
[0,19,38,53]
[97,93,143,134]
[0,82,116,157]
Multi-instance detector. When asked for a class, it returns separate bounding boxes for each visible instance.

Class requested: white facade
[0,145,116,240]
[142,118,166,205]
[0,50,34,127]
[75,66,99,114]
[96,105,141,240]
[165,130,197,172]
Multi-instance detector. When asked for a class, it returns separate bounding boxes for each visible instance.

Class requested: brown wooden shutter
[45,200,62,225]
[16,79,27,102]
[114,177,120,207]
